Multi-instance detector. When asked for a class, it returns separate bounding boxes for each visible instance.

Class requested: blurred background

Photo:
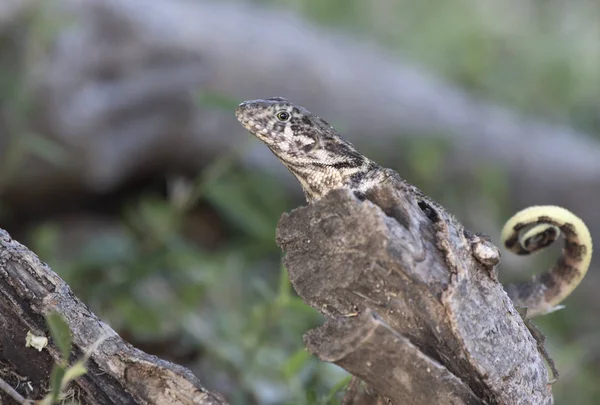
[1,0,599,404]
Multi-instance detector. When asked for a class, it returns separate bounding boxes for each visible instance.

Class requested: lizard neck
[281,157,385,203]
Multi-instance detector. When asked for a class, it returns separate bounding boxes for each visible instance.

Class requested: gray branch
[0,229,228,405]
[277,185,553,404]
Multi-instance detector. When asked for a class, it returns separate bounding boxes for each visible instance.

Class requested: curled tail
[501,205,592,318]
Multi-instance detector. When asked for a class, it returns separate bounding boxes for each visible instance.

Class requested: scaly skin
[235,97,386,202]
[501,205,592,317]
[235,97,592,318]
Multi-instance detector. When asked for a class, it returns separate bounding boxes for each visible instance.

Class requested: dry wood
[277,184,554,404]
[0,228,227,405]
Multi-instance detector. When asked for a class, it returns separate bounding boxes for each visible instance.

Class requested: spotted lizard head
[235,97,381,202]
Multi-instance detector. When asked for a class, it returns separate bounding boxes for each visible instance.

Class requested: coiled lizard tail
[501,205,592,318]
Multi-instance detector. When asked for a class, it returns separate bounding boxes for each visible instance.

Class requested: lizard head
[235,97,379,202]
[235,97,344,157]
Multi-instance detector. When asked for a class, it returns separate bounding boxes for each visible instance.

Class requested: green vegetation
[29,159,347,404]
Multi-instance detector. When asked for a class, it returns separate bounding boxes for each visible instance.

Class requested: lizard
[234,96,593,320]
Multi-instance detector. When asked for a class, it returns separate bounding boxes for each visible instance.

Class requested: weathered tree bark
[276,185,554,404]
[0,229,228,405]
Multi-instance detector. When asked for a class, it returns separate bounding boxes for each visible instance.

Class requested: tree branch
[276,185,553,404]
[0,229,227,405]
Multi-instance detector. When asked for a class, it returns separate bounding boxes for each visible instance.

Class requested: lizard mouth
[235,111,272,138]
[239,120,269,136]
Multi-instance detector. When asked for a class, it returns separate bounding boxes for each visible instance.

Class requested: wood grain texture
[277,184,553,404]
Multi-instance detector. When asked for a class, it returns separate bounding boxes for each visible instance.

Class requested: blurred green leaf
[283,348,311,379]
[46,312,72,361]
[45,364,65,404]
[324,375,352,404]
[204,169,288,244]
[63,360,88,384]
[277,265,292,304]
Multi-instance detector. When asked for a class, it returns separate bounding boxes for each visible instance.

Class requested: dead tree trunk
[276,183,554,404]
[0,229,228,405]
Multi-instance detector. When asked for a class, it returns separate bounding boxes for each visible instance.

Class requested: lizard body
[235,97,592,318]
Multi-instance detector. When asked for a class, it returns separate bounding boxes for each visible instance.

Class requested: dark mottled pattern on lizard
[235,97,388,202]
[235,97,592,318]
[235,97,439,209]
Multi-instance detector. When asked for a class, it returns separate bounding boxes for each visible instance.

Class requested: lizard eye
[276,111,291,122]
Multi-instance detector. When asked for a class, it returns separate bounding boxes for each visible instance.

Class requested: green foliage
[322,376,352,404]
[46,313,72,361]
[28,153,347,402]
[204,169,289,251]
[40,313,88,405]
